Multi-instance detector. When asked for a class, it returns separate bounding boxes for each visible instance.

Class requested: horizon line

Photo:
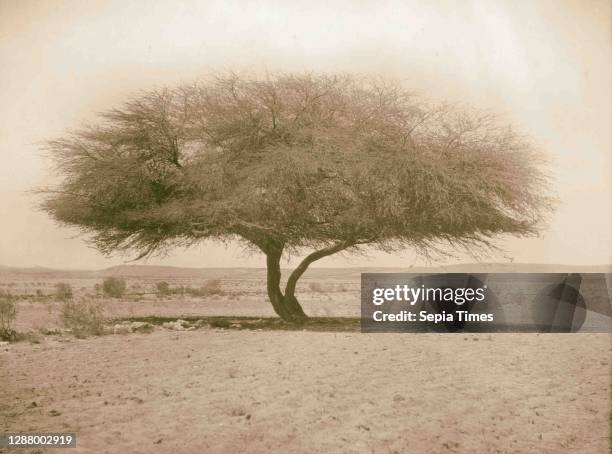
[2,262,611,273]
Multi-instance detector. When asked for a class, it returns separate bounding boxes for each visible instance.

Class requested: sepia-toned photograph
[0,1,610,452]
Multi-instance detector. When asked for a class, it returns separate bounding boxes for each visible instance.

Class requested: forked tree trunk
[265,250,308,323]
[264,241,352,323]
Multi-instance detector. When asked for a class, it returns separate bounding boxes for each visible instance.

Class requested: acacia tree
[42,73,551,322]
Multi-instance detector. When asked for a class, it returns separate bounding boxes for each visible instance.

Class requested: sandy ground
[2,273,611,453]
[1,329,610,453]
[10,289,357,333]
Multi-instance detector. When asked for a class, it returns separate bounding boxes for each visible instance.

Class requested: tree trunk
[282,294,308,320]
[265,250,308,323]
[263,241,354,323]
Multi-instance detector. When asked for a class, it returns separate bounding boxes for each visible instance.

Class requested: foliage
[0,291,17,340]
[158,280,224,297]
[156,281,170,295]
[308,282,325,293]
[198,279,223,296]
[102,277,126,298]
[54,282,73,301]
[41,72,553,321]
[60,298,105,337]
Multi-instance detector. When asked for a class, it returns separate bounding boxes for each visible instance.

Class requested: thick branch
[284,241,353,297]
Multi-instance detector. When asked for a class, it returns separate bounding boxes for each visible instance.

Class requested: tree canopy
[42,72,552,321]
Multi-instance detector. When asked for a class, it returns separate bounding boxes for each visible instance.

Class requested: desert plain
[0,265,610,453]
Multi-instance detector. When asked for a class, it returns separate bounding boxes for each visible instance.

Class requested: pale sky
[0,0,610,269]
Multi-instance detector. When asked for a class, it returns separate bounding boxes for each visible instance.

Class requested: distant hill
[0,263,610,281]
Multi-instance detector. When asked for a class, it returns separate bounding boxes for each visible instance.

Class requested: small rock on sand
[163,319,195,331]
[113,322,155,335]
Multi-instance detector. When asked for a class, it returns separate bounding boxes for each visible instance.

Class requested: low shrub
[198,279,224,297]
[0,292,17,341]
[54,282,73,301]
[308,282,325,293]
[157,280,225,298]
[60,298,105,338]
[156,281,170,295]
[102,277,126,298]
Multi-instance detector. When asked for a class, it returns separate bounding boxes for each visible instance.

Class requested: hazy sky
[0,0,610,269]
